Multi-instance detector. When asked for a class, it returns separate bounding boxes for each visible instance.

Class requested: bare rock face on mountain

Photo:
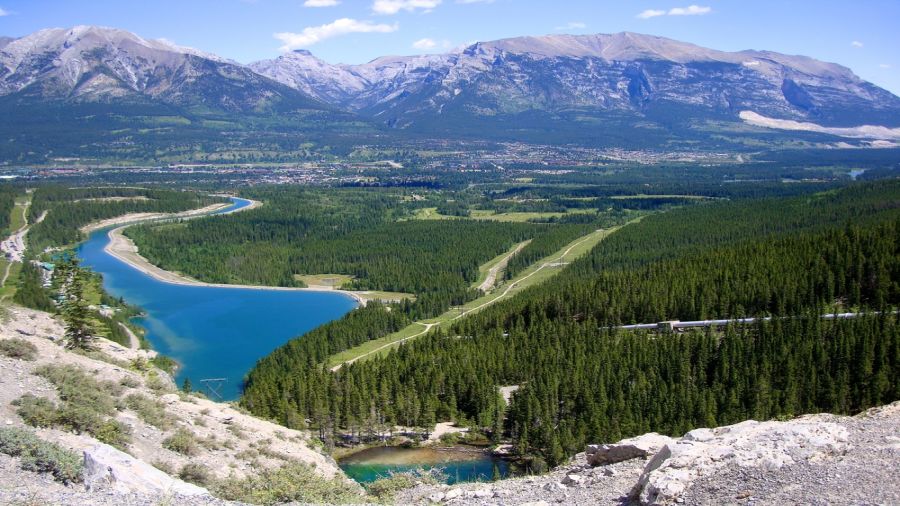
[0,26,323,113]
[252,32,900,134]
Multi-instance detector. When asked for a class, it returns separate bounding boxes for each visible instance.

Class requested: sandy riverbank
[79,201,234,234]
[104,225,366,305]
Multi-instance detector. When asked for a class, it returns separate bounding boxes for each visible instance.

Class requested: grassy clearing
[9,197,28,232]
[294,273,354,288]
[0,259,22,300]
[329,225,627,367]
[412,207,455,220]
[414,207,596,222]
[609,194,716,200]
[469,210,568,222]
[327,322,430,368]
[357,290,416,304]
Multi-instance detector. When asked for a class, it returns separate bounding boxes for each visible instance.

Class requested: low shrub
[119,375,141,389]
[124,393,173,430]
[152,459,175,475]
[366,473,417,503]
[0,338,38,361]
[0,427,82,484]
[93,419,131,449]
[145,372,173,393]
[179,462,212,487]
[31,364,131,447]
[162,428,199,456]
[13,395,58,427]
[212,462,362,505]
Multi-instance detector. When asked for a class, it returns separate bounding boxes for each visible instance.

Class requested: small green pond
[339,446,511,484]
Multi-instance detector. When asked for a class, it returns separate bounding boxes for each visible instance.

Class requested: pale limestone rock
[83,443,209,496]
[630,419,850,505]
[586,432,675,466]
[444,488,463,500]
[562,473,584,485]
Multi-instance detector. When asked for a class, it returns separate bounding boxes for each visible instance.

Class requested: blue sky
[1,0,898,95]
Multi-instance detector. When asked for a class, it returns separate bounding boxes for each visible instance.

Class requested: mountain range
[1,26,899,162]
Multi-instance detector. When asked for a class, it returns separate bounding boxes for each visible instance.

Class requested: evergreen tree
[59,259,96,350]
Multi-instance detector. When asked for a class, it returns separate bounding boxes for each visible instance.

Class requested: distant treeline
[242,181,900,469]
[126,187,612,318]
[27,186,223,251]
[0,185,19,233]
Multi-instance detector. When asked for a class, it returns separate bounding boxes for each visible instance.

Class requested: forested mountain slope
[242,182,900,468]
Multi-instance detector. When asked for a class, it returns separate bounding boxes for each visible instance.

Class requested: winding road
[1,197,47,298]
[331,228,609,370]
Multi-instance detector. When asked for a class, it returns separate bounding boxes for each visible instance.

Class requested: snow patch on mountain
[740,110,900,140]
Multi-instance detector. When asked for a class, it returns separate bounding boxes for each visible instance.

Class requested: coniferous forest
[241,181,900,467]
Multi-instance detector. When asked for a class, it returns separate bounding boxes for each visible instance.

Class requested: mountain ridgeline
[1,27,899,162]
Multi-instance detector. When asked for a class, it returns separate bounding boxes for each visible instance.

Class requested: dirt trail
[0,202,45,299]
[476,240,529,292]
[118,321,141,350]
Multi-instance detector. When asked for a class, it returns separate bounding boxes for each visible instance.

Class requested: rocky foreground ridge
[0,302,898,505]
[0,304,351,506]
[400,403,899,505]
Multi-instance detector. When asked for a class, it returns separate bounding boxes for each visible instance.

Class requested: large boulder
[586,433,675,466]
[629,419,850,505]
[83,443,209,496]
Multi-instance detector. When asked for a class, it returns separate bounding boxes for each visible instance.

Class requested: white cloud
[880,64,892,69]
[304,0,340,6]
[274,18,398,50]
[413,38,437,49]
[851,40,864,48]
[638,5,711,19]
[412,38,452,51]
[668,5,711,16]
[556,21,587,30]
[637,9,666,19]
[373,0,441,15]
[0,7,8,16]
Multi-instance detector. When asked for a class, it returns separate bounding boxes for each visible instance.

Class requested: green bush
[179,462,212,487]
[152,459,175,475]
[212,462,362,505]
[93,419,131,449]
[366,473,421,503]
[162,429,199,456]
[0,427,82,484]
[35,364,119,414]
[31,364,131,448]
[119,375,141,389]
[13,395,58,427]
[124,393,173,430]
[0,338,38,361]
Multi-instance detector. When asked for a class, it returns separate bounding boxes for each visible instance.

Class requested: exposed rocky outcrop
[586,433,674,466]
[398,403,900,505]
[630,419,850,505]
[0,305,348,505]
[83,443,209,496]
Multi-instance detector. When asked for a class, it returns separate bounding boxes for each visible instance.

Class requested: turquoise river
[75,198,358,399]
